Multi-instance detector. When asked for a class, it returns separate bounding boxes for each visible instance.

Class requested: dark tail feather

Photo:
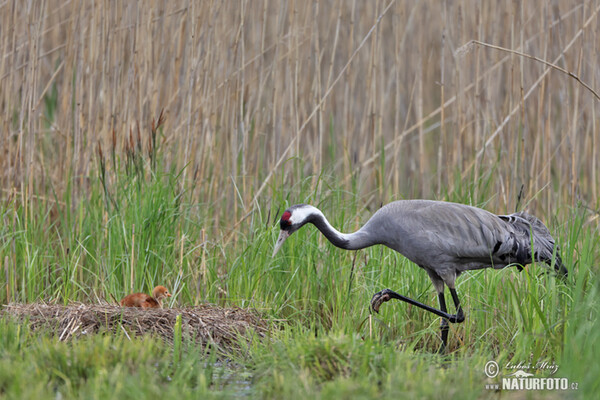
[507,211,568,279]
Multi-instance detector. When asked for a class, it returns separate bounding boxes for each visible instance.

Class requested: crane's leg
[370,268,466,351]
[448,288,464,323]
[438,292,449,353]
[429,271,450,352]
[370,288,464,351]
[370,288,464,322]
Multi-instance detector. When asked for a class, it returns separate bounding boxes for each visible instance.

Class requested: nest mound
[2,302,269,349]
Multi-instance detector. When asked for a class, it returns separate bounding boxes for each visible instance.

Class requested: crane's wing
[367,201,565,276]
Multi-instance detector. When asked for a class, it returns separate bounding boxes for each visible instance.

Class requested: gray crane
[272,200,567,351]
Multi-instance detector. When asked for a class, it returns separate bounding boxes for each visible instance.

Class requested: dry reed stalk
[1,0,598,234]
[359,1,579,178]
[459,2,600,189]
[130,224,135,292]
[4,256,9,302]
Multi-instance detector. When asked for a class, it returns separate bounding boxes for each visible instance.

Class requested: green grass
[0,319,248,399]
[0,153,598,399]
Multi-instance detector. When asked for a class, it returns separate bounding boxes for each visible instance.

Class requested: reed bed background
[2,0,599,222]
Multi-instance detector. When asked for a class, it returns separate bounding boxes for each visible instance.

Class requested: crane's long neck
[308,209,376,251]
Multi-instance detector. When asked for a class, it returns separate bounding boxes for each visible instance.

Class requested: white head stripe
[289,205,317,224]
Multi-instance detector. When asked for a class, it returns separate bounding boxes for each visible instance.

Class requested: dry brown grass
[2,302,268,348]
[1,0,599,223]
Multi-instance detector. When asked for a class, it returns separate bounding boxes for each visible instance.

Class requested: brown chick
[120,285,172,309]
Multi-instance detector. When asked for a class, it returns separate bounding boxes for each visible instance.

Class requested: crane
[120,286,172,309]
[272,200,567,351]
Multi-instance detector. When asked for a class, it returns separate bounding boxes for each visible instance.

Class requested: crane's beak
[272,230,290,257]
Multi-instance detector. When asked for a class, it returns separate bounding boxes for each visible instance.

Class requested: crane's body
[273,200,567,351]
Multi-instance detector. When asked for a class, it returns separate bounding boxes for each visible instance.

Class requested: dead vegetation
[2,302,269,349]
[2,1,598,219]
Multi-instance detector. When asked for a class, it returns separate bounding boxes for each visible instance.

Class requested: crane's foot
[438,320,449,354]
[438,342,446,354]
[370,288,394,313]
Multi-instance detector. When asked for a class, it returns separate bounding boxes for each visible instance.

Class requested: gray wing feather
[362,201,566,276]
